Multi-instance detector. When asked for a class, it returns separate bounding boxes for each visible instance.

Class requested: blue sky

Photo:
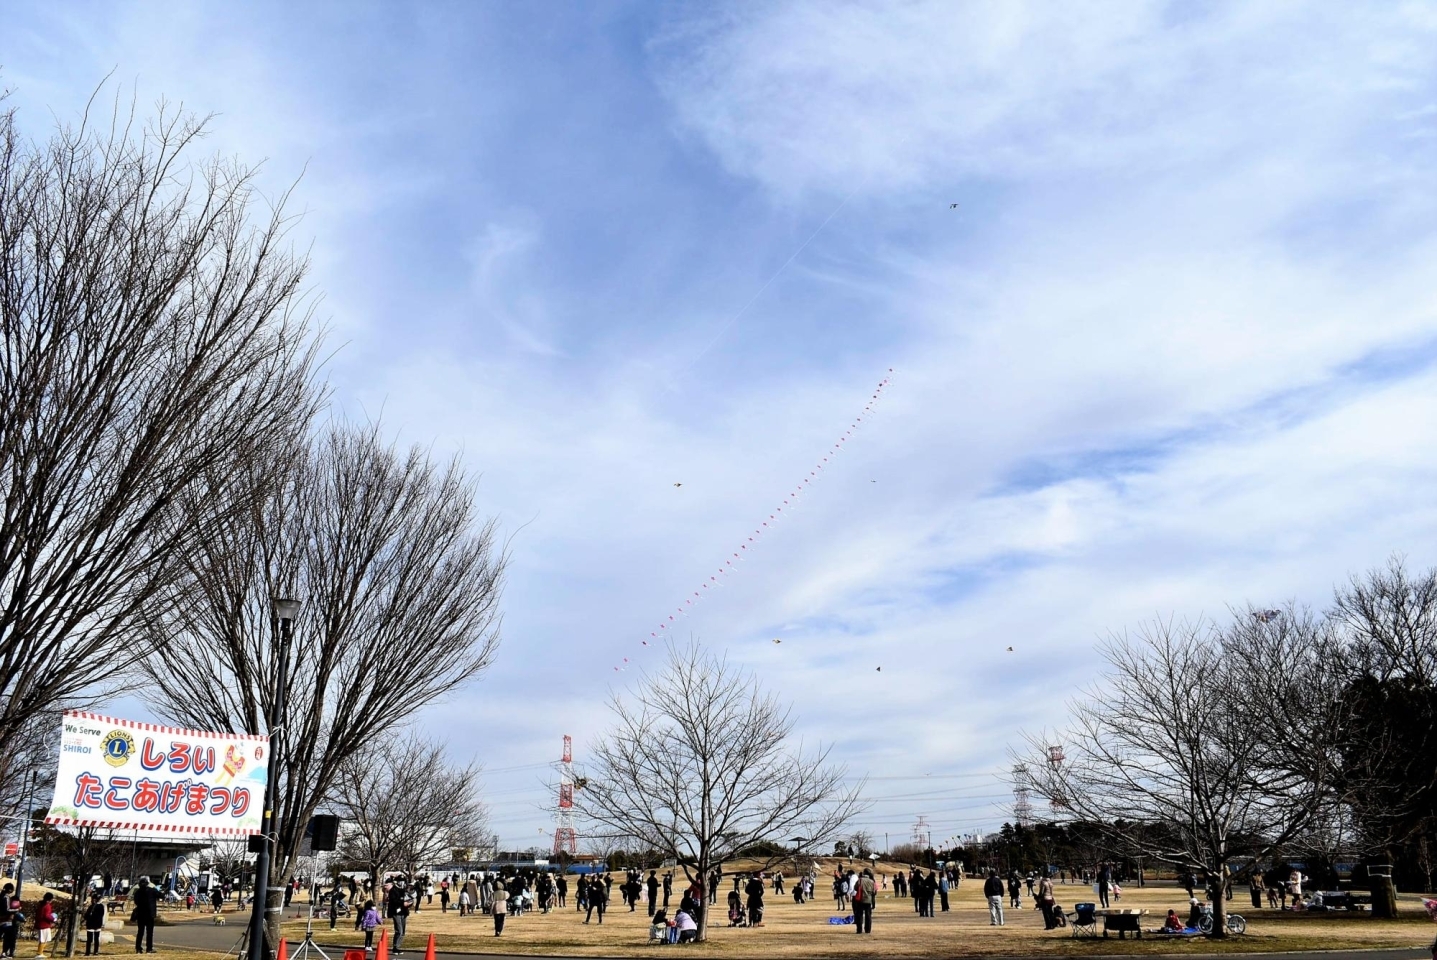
[7,0,1437,850]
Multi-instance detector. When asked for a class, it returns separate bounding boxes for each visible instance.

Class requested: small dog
[212,916,227,926]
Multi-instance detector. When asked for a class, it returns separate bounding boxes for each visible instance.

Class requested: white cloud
[9,0,1437,843]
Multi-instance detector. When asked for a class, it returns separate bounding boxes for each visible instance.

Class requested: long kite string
[614,369,893,671]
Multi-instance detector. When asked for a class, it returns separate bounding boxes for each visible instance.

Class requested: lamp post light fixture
[248,596,302,960]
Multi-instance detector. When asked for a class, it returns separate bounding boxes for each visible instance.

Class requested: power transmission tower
[1012,763,1034,827]
[553,735,578,856]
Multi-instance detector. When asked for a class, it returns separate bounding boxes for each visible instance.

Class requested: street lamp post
[249,597,301,960]
[14,772,35,898]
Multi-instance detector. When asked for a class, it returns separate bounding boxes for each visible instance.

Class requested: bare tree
[332,734,487,888]
[201,837,253,898]
[1021,611,1346,937]
[0,92,323,755]
[138,422,505,949]
[35,826,131,957]
[0,710,57,825]
[1328,558,1437,887]
[577,642,865,941]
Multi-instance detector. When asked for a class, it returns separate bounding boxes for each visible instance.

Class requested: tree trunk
[1369,871,1398,918]
[63,897,79,958]
[264,886,285,958]
[1210,863,1229,938]
[695,857,710,942]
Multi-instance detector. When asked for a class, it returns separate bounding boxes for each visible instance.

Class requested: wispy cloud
[7,0,1437,843]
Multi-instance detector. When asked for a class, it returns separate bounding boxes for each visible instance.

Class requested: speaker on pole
[308,815,339,852]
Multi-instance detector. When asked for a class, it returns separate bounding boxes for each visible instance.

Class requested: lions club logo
[101,730,135,767]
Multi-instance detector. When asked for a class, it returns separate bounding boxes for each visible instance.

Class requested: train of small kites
[612,371,894,674]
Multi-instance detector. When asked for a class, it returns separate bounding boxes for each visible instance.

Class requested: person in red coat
[36,894,57,958]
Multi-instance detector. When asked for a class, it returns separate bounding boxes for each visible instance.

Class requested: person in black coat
[626,873,641,912]
[645,872,659,916]
[386,881,410,954]
[584,877,606,924]
[84,894,107,956]
[743,874,765,926]
[131,877,161,954]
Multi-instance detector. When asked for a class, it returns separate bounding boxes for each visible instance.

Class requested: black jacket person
[132,878,161,954]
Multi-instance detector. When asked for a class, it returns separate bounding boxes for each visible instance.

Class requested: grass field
[230,859,1437,958]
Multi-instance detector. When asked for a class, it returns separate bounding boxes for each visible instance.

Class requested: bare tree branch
[0,91,323,754]
[136,421,505,948]
[331,733,487,889]
[1019,611,1345,937]
[577,642,866,941]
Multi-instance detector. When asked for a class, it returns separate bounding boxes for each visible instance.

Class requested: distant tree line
[1012,558,1437,933]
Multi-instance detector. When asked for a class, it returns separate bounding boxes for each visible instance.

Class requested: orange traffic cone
[277,939,289,960]
[375,928,389,960]
[423,933,436,960]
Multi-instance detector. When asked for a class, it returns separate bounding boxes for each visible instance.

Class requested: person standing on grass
[0,882,16,960]
[627,872,641,913]
[745,874,766,927]
[1097,862,1111,909]
[131,877,160,955]
[1038,872,1057,929]
[939,870,950,912]
[645,872,658,916]
[984,870,1005,926]
[852,869,877,935]
[84,894,106,956]
[35,893,57,958]
[491,884,507,937]
[661,873,671,910]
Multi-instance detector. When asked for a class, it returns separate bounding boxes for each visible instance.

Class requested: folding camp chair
[1071,902,1099,938]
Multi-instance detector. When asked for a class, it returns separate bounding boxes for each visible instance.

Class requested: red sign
[3,843,16,857]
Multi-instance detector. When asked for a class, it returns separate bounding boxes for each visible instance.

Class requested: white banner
[44,710,269,836]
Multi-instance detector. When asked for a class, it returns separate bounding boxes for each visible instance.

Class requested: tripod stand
[221,903,332,960]
[292,904,334,960]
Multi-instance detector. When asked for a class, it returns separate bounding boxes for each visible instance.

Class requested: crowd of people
[7,855,1392,954]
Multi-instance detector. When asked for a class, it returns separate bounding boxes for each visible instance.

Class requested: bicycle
[1195,903,1246,935]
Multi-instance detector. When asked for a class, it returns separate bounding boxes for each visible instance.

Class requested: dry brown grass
[264,860,1436,958]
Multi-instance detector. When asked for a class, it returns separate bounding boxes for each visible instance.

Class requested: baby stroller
[649,910,673,944]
